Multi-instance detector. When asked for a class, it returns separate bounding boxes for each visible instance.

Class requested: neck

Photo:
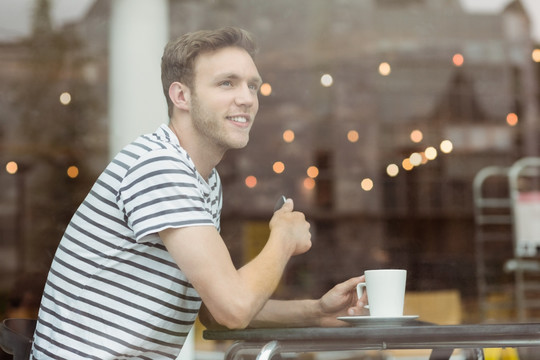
[168,119,224,181]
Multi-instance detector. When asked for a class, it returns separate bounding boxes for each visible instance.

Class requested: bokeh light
[532,49,540,63]
[307,166,319,179]
[506,112,518,126]
[6,161,18,174]
[402,158,413,171]
[361,178,374,191]
[260,83,272,96]
[440,140,454,154]
[303,177,316,190]
[347,130,359,143]
[67,165,79,179]
[59,92,72,105]
[386,164,399,177]
[425,146,438,160]
[452,53,464,67]
[245,175,257,188]
[409,152,422,166]
[410,129,423,143]
[378,62,391,76]
[320,74,333,87]
[283,129,295,143]
[273,161,285,174]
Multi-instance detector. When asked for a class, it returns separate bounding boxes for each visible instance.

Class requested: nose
[235,83,257,107]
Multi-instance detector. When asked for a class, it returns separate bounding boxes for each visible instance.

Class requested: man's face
[189,46,262,152]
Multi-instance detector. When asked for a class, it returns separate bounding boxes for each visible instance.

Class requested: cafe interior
[1,0,540,359]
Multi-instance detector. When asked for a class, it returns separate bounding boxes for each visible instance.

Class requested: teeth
[229,116,247,123]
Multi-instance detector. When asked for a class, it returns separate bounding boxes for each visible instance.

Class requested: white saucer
[337,315,419,326]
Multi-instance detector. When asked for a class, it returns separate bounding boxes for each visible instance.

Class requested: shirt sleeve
[117,149,215,242]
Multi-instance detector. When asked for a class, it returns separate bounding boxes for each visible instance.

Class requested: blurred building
[0,0,538,320]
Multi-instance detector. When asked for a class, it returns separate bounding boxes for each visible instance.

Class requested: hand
[269,198,311,256]
[317,276,368,327]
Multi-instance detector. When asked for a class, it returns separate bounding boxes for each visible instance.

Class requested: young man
[31,27,365,360]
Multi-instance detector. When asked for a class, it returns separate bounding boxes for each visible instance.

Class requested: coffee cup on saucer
[356,269,407,317]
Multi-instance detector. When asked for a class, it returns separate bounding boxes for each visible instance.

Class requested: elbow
[211,299,255,330]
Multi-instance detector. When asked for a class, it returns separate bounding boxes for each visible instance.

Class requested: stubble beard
[190,92,250,151]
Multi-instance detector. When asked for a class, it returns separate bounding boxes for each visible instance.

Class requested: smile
[227,116,248,123]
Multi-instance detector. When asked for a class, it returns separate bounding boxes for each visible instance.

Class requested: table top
[203,321,540,349]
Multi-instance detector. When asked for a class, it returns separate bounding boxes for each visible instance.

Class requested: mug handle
[356,282,369,309]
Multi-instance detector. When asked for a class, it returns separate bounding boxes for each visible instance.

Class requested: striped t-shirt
[31,124,222,360]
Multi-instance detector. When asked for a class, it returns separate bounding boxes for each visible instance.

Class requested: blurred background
[1,0,540,357]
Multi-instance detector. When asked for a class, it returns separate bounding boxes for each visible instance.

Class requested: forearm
[248,299,322,328]
[234,235,295,323]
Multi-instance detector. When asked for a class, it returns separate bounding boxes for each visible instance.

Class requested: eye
[248,83,260,91]
[220,80,233,87]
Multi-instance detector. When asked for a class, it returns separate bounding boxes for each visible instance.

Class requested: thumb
[280,198,294,212]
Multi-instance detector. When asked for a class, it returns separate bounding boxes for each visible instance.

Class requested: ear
[168,82,191,112]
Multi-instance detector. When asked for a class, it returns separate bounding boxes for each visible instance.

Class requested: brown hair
[161,27,258,117]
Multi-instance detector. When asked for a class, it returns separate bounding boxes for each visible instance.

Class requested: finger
[280,198,294,212]
[339,276,364,291]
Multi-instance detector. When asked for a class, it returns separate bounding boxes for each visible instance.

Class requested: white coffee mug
[356,269,407,317]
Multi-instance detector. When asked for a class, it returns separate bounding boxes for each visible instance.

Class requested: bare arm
[199,276,367,329]
[160,199,311,329]
[247,276,368,328]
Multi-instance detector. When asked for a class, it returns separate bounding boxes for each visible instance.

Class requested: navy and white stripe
[32,124,222,359]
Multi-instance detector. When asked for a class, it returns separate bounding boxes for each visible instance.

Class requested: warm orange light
[506,112,518,126]
[273,161,285,174]
[410,129,423,143]
[379,62,391,76]
[361,178,374,191]
[260,83,272,96]
[245,175,257,188]
[67,165,79,179]
[532,49,540,63]
[6,161,18,174]
[307,166,319,179]
[452,53,464,67]
[303,177,316,190]
[283,130,295,143]
[347,130,359,143]
[402,158,413,171]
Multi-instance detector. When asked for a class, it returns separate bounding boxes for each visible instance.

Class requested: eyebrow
[216,72,263,85]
